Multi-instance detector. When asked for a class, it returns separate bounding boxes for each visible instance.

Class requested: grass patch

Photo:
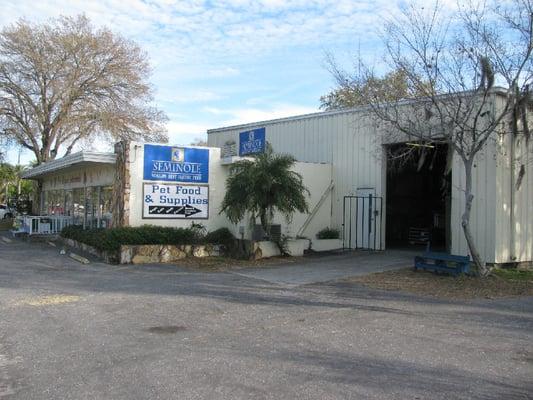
[346,267,533,299]
[0,218,13,230]
[492,268,533,282]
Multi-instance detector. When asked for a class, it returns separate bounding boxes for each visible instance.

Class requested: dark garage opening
[385,143,451,251]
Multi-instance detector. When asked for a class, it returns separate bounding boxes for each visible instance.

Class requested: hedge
[61,225,235,253]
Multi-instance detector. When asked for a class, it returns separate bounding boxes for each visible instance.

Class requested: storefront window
[46,190,65,215]
[42,186,113,229]
[72,188,85,225]
[65,190,72,217]
[42,190,48,215]
[100,186,113,228]
[86,187,99,229]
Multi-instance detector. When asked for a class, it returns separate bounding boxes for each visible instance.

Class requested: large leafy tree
[220,144,309,237]
[0,15,167,165]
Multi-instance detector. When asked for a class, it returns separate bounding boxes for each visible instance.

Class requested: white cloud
[205,103,319,128]
[1,0,456,161]
[0,0,402,62]
[158,90,223,104]
[165,121,210,145]
[166,103,318,145]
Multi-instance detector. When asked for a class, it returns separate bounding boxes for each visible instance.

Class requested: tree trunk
[461,159,488,276]
[259,210,270,239]
[111,141,130,228]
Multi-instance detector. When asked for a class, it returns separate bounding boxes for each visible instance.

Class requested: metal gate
[342,194,383,250]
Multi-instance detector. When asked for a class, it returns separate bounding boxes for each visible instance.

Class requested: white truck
[0,205,14,219]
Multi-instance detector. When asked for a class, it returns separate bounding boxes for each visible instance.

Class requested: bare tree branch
[322,0,533,275]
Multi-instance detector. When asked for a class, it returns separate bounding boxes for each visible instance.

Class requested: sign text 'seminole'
[150,160,203,181]
[143,144,209,183]
[152,161,202,174]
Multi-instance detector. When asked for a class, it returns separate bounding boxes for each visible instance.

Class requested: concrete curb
[69,252,90,264]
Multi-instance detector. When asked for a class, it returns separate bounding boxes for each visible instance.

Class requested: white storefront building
[21,152,117,229]
[21,141,334,253]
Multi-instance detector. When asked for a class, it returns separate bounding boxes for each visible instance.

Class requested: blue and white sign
[143,144,209,183]
[239,127,265,156]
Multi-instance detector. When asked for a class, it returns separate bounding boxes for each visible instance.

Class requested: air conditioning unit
[252,224,281,241]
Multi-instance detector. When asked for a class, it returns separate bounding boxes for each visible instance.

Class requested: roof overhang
[21,151,116,180]
[207,87,510,134]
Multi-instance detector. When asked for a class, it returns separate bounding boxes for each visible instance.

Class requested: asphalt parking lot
[0,236,532,399]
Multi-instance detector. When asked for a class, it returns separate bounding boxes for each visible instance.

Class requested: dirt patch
[345,268,533,299]
[172,255,300,272]
[0,218,13,230]
[146,326,187,334]
[14,295,80,307]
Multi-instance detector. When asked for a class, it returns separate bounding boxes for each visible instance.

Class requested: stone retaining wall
[61,238,223,264]
[120,244,222,264]
[251,239,310,260]
[62,238,116,263]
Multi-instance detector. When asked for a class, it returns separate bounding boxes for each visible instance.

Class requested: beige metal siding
[208,110,386,248]
[494,129,533,263]
[450,142,498,263]
[208,100,530,264]
[514,137,533,262]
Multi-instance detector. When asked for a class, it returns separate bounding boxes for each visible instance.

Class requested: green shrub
[61,225,237,253]
[61,224,203,253]
[204,227,235,247]
[316,227,340,239]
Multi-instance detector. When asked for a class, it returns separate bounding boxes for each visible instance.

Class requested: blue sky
[0,0,443,164]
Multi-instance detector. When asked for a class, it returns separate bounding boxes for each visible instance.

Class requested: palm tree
[0,163,16,203]
[220,144,309,238]
[0,163,32,204]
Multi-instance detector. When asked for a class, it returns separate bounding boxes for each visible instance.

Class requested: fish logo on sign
[171,147,184,163]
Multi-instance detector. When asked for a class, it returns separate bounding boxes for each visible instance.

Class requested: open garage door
[385,143,451,251]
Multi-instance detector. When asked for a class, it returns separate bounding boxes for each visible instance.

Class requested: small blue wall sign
[143,144,209,183]
[239,127,266,156]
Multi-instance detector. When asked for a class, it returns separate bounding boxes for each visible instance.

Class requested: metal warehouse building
[207,94,533,266]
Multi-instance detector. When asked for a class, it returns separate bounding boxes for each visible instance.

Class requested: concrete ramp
[231,250,415,286]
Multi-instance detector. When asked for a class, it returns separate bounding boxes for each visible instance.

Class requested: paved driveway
[0,236,532,399]
[232,250,415,286]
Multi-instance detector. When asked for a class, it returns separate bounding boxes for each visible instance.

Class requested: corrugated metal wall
[208,104,531,264]
[494,127,533,264]
[450,141,498,262]
[208,109,386,249]
[513,136,533,263]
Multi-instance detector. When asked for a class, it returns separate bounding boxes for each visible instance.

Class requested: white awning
[21,152,116,179]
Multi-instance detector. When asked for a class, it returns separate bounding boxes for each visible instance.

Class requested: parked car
[0,204,14,219]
